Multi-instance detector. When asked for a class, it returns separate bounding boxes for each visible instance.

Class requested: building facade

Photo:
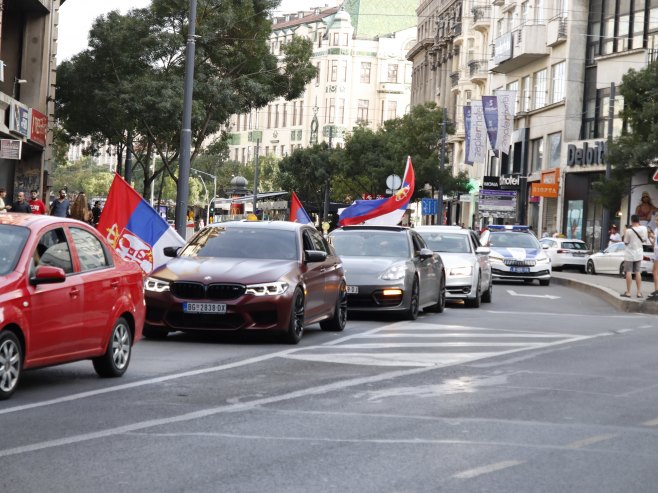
[226,2,417,164]
[0,0,64,201]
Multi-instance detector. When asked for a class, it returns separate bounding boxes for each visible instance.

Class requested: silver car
[329,226,446,319]
[416,226,493,307]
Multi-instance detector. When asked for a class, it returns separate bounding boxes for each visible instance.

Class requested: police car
[479,225,551,286]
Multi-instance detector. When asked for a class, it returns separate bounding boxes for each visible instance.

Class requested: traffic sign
[652,169,658,182]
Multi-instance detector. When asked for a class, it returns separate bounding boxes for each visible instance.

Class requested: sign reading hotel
[0,139,22,160]
[29,109,48,147]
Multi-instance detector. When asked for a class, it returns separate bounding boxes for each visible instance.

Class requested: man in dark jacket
[12,191,32,213]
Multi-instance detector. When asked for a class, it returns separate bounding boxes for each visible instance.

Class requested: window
[316,62,321,85]
[521,1,529,24]
[547,132,561,168]
[521,76,531,112]
[338,99,345,124]
[339,61,348,82]
[33,228,73,274]
[274,104,279,128]
[267,105,271,129]
[328,98,335,123]
[507,80,519,114]
[530,138,544,172]
[360,62,371,83]
[387,100,397,120]
[330,60,338,82]
[534,0,545,23]
[387,64,399,83]
[292,102,297,127]
[551,61,565,103]
[298,103,303,126]
[282,104,287,127]
[70,228,110,271]
[357,100,369,123]
[532,69,547,109]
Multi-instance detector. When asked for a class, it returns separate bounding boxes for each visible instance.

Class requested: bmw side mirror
[476,246,490,255]
[418,247,434,259]
[163,246,180,257]
[305,250,327,263]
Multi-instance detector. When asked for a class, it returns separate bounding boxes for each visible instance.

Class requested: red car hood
[151,257,300,284]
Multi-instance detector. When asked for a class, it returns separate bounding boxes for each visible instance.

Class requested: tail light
[556,249,567,253]
[643,256,651,261]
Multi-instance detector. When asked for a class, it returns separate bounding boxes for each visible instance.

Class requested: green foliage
[55,0,316,199]
[51,159,114,198]
[608,61,658,172]
[590,174,629,213]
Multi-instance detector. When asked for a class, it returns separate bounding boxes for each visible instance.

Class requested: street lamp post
[191,167,216,225]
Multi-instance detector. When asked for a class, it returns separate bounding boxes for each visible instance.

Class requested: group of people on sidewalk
[0,188,102,226]
[618,214,658,301]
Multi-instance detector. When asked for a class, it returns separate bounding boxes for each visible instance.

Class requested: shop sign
[9,102,29,138]
[459,194,472,202]
[531,168,560,197]
[500,174,521,189]
[29,109,47,147]
[0,139,22,160]
[566,141,606,166]
[482,176,499,189]
[478,189,517,212]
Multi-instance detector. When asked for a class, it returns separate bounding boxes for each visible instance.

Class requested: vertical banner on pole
[468,101,487,164]
[482,96,498,150]
[463,105,473,165]
[494,90,516,154]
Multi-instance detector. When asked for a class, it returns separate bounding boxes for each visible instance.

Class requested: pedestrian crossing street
[282,322,594,368]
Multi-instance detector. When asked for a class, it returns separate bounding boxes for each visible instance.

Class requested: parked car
[143,221,346,344]
[416,225,492,307]
[479,225,552,285]
[0,214,145,400]
[539,237,591,271]
[329,225,446,319]
[586,242,654,276]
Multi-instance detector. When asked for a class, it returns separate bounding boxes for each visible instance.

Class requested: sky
[57,0,340,62]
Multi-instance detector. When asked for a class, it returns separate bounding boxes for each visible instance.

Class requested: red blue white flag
[289,191,313,224]
[338,156,415,226]
[97,173,185,274]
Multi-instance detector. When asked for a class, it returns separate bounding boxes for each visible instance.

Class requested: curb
[551,276,658,315]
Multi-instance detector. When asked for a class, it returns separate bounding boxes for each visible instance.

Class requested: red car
[0,214,145,400]
[143,220,347,344]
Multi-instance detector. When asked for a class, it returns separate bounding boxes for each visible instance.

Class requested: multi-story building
[226,2,417,164]
[0,0,65,201]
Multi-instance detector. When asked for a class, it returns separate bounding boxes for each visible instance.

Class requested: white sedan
[586,242,653,276]
[539,237,591,271]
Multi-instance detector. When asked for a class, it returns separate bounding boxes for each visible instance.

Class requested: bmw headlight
[144,277,170,292]
[380,263,407,280]
[245,281,289,296]
[536,254,550,264]
[449,265,473,277]
[489,252,504,263]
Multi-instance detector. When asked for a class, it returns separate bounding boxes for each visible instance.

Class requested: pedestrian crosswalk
[283,322,591,368]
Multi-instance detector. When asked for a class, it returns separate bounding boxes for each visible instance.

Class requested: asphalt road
[3,282,658,493]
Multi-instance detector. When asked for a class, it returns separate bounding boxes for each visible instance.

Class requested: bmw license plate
[510,267,530,273]
[346,286,359,294]
[183,302,227,314]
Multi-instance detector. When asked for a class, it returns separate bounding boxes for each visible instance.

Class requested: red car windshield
[0,225,30,276]
[180,226,299,260]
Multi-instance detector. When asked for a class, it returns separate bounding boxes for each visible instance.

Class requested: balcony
[546,16,567,47]
[467,59,489,84]
[491,24,548,74]
[471,6,491,33]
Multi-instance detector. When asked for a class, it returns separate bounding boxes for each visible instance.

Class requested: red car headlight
[245,282,289,296]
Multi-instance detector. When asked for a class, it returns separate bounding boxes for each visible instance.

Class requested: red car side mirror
[30,265,66,285]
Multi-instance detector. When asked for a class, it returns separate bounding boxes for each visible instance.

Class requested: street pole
[437,108,446,225]
[150,153,156,206]
[600,82,615,251]
[125,130,132,184]
[252,139,260,217]
[175,0,197,238]
[323,127,332,222]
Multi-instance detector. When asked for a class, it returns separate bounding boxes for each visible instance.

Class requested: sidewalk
[552,271,658,315]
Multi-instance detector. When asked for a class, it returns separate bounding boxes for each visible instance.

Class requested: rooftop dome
[230,175,248,189]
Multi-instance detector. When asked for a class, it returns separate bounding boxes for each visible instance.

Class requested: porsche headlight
[144,277,170,292]
[380,263,407,280]
[245,281,289,296]
[449,265,473,277]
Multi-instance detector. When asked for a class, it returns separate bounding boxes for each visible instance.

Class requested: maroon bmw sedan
[143,221,347,344]
[0,214,145,400]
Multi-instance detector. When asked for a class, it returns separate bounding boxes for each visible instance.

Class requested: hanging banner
[29,109,48,147]
[9,102,29,138]
[482,96,498,150]
[463,105,472,165]
[494,90,516,154]
[467,100,487,164]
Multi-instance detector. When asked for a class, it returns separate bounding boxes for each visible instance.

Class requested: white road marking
[354,333,566,339]
[507,289,560,299]
[642,417,658,427]
[566,434,617,449]
[453,460,523,479]
[485,310,645,318]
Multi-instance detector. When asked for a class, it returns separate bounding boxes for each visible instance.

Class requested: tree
[56,0,317,199]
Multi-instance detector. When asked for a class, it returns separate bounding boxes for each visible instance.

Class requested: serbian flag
[97,173,185,274]
[289,191,312,224]
[339,156,415,226]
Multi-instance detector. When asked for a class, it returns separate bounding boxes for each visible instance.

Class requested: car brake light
[643,256,651,261]
[556,249,567,253]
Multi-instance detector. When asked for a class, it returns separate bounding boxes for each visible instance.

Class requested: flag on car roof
[338,156,415,226]
[289,191,313,224]
[97,173,185,274]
